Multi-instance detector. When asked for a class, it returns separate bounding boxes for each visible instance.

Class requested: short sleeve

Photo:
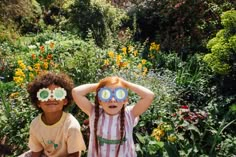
[67,118,86,154]
[28,122,43,152]
[125,105,139,127]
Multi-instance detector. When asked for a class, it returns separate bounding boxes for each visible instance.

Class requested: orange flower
[119,61,128,68]
[49,42,55,49]
[40,46,45,53]
[32,54,36,60]
[47,54,53,60]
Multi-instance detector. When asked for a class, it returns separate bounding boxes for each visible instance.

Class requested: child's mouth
[108,105,117,108]
[46,102,58,105]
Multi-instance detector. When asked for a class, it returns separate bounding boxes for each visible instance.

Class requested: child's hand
[118,77,128,88]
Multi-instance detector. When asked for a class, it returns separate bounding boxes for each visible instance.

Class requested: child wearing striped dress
[72,76,154,157]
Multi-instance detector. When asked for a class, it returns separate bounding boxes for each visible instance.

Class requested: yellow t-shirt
[28,112,86,157]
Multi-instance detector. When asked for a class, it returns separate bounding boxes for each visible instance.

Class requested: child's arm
[31,151,43,157]
[121,78,155,117]
[72,83,98,116]
[68,152,80,157]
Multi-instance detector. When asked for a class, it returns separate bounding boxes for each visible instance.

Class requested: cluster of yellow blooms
[103,45,149,76]
[13,60,38,86]
[13,41,56,86]
[13,60,28,85]
[149,42,160,51]
[151,123,177,143]
[148,42,160,59]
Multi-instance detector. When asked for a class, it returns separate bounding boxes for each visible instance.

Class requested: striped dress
[87,105,139,157]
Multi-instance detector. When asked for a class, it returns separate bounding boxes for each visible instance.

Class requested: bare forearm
[68,151,80,157]
[31,151,43,157]
[72,83,98,115]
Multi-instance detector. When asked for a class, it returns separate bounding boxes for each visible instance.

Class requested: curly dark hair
[27,71,74,111]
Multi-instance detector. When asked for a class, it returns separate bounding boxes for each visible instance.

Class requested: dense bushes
[203,10,236,95]
[204,10,236,75]
[125,0,235,54]
[64,0,128,47]
[0,1,235,156]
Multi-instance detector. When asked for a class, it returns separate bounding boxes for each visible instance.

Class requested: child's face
[37,84,68,113]
[98,83,128,115]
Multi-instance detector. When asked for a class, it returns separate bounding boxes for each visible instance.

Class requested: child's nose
[110,96,116,102]
[49,94,55,101]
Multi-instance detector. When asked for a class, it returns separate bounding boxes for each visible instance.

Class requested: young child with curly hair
[72,76,154,157]
[19,71,86,157]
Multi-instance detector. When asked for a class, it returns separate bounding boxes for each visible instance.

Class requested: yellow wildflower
[27,66,33,71]
[143,67,148,76]
[116,61,121,67]
[116,54,122,62]
[19,63,26,70]
[15,68,25,78]
[13,76,24,85]
[34,63,41,70]
[10,92,19,98]
[149,54,155,59]
[167,135,177,142]
[104,59,109,66]
[141,59,147,65]
[152,128,165,137]
[137,63,142,70]
[17,60,23,65]
[149,42,160,51]
[43,62,49,69]
[133,50,138,57]
[108,51,115,58]
[122,47,127,55]
[154,135,161,141]
[128,45,133,52]
[29,73,35,80]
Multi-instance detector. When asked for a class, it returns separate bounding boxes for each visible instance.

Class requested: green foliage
[0,0,42,34]
[65,0,128,47]
[36,0,55,9]
[203,10,236,74]
[62,37,106,85]
[0,81,38,156]
[126,0,235,53]
[0,2,235,156]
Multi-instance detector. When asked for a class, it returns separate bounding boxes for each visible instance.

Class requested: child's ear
[63,99,68,106]
[37,101,41,108]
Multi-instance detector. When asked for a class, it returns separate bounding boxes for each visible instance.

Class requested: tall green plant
[203,10,236,75]
[66,0,128,47]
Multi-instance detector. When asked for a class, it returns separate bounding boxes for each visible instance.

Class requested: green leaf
[187,124,201,135]
[135,133,145,144]
[230,104,236,112]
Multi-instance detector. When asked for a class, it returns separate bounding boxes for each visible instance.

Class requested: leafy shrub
[0,81,38,156]
[203,10,236,75]
[65,0,128,47]
[0,0,42,34]
[126,0,235,54]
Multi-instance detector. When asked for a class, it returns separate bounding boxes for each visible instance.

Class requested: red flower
[180,105,189,109]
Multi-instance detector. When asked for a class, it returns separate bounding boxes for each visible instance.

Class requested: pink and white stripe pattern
[87,105,138,157]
